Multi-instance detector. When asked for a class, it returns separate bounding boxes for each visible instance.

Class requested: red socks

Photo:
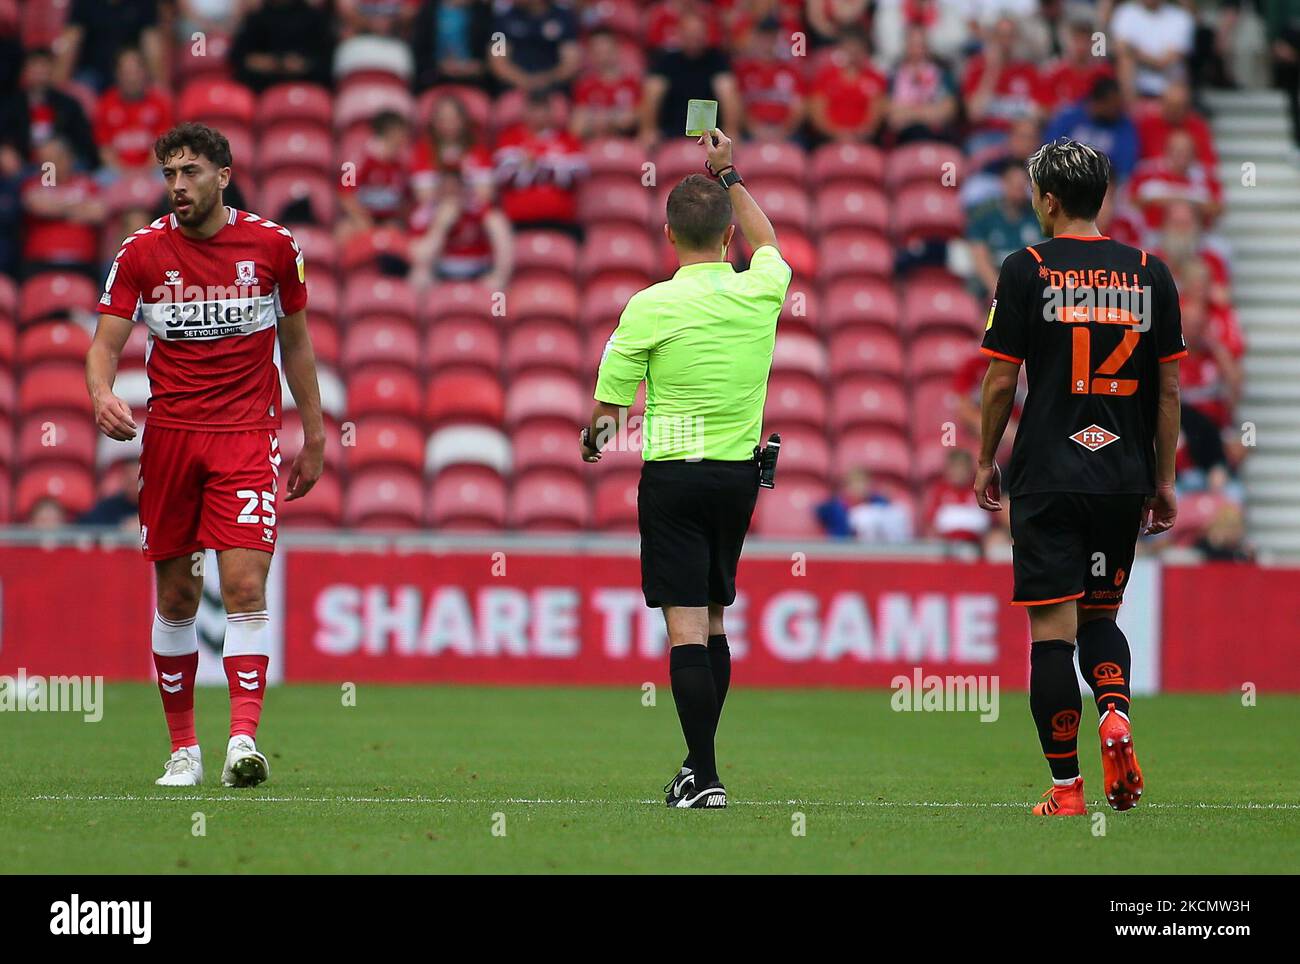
[154,652,199,751]
[223,654,269,739]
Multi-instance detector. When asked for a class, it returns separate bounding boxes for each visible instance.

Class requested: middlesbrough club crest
[235,260,258,286]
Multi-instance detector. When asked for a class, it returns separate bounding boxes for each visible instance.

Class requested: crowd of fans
[0,0,1280,562]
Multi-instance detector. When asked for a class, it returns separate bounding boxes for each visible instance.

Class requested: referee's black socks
[1076,618,1133,718]
[1029,640,1082,782]
[670,643,720,786]
[683,634,730,773]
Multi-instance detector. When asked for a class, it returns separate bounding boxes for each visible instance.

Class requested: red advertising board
[282,549,1030,687]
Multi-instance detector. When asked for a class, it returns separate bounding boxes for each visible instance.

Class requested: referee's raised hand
[698,127,733,174]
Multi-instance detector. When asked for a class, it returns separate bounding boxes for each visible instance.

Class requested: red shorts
[138,425,281,561]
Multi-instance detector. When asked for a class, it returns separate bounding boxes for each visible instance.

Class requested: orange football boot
[1033,776,1086,816]
[1098,702,1143,811]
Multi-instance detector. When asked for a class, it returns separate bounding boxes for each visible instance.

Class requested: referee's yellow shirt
[594,244,792,461]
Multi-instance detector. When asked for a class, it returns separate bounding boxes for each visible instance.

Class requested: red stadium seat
[823,278,902,333]
[580,225,657,283]
[771,331,827,380]
[765,425,831,483]
[342,274,418,328]
[653,139,707,186]
[811,142,886,188]
[833,427,912,484]
[752,478,829,538]
[259,83,334,132]
[258,171,336,224]
[578,177,654,228]
[814,185,889,234]
[0,322,13,369]
[18,365,92,417]
[586,0,643,41]
[746,141,808,187]
[17,414,96,469]
[914,442,952,483]
[293,225,340,276]
[338,226,411,273]
[908,332,980,381]
[16,463,95,519]
[763,373,828,431]
[831,375,908,434]
[18,321,92,366]
[513,231,579,282]
[343,417,425,474]
[885,141,963,191]
[510,418,582,476]
[910,377,960,444]
[504,322,584,377]
[892,182,965,245]
[0,414,12,467]
[0,273,16,319]
[307,318,341,369]
[829,328,905,380]
[816,230,893,284]
[426,368,505,425]
[748,182,811,233]
[255,125,335,178]
[279,411,346,470]
[424,319,502,373]
[592,469,641,532]
[417,85,492,131]
[304,270,339,324]
[278,470,343,527]
[580,277,641,330]
[901,281,981,337]
[424,281,496,324]
[504,373,586,426]
[428,464,507,529]
[343,469,424,529]
[507,277,579,326]
[347,366,424,421]
[585,138,645,179]
[176,32,233,83]
[0,369,14,417]
[509,470,590,530]
[779,284,819,334]
[179,79,256,127]
[20,273,98,325]
[334,83,413,132]
[490,89,569,133]
[341,321,421,374]
[104,171,166,216]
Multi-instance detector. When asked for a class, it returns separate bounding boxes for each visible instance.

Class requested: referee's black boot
[673,781,726,809]
[664,766,695,807]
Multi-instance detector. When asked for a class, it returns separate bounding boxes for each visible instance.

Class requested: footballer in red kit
[85,122,325,790]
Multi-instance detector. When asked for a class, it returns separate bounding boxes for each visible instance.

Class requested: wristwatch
[717,167,744,190]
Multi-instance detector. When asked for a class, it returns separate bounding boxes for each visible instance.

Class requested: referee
[579,129,792,810]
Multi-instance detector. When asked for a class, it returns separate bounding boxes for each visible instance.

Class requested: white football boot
[156,746,203,786]
[221,735,270,788]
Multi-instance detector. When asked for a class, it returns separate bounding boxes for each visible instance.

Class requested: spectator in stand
[570,28,643,140]
[412,94,495,213]
[1133,80,1218,168]
[412,0,493,89]
[94,48,173,175]
[807,0,869,46]
[1195,503,1254,562]
[338,110,413,241]
[884,24,959,145]
[1110,0,1195,99]
[0,49,100,173]
[968,160,1040,297]
[871,0,970,67]
[960,115,1040,210]
[1268,0,1300,150]
[640,9,743,144]
[1043,76,1140,182]
[78,458,141,530]
[487,0,582,93]
[815,468,912,542]
[337,0,420,40]
[29,497,69,529]
[408,168,513,291]
[1155,199,1234,308]
[494,90,587,236]
[1178,288,1243,477]
[0,2,20,95]
[174,0,243,42]
[961,16,1042,151]
[922,449,990,548]
[1038,14,1114,114]
[1127,128,1223,231]
[54,0,164,94]
[229,0,335,93]
[807,28,889,143]
[1172,256,1244,360]
[733,17,807,143]
[645,0,726,51]
[20,135,107,279]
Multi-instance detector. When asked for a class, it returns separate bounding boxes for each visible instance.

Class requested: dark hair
[370,109,408,135]
[155,122,233,168]
[1026,137,1110,221]
[1088,75,1121,101]
[666,174,732,250]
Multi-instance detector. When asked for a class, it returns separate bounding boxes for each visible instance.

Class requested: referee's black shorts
[1009,491,1146,610]
[638,459,760,609]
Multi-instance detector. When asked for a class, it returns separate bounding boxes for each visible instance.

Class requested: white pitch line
[22,794,1300,811]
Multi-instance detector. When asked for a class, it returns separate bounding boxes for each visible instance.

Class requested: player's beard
[173,190,217,227]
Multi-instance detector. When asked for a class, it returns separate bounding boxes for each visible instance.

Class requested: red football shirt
[961,56,1041,131]
[811,60,887,132]
[99,206,309,432]
[734,57,804,127]
[94,88,173,168]
[493,124,586,224]
[21,172,101,264]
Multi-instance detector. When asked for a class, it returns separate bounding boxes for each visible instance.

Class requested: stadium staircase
[1206,88,1300,557]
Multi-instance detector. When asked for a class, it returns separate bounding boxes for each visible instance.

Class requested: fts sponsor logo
[49,895,151,944]
[1069,424,1119,452]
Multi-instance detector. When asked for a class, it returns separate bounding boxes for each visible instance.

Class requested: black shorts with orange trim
[1008,492,1145,608]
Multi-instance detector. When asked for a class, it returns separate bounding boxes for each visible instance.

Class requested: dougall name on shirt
[1039,276,1154,333]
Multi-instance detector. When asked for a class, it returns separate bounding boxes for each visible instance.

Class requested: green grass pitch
[2,684,1297,873]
